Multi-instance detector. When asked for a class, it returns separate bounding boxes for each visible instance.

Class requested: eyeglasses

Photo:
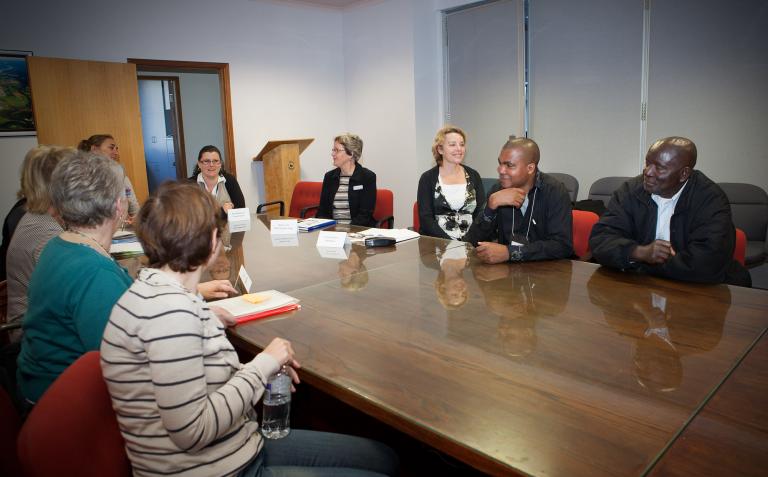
[331,148,347,155]
[200,159,221,166]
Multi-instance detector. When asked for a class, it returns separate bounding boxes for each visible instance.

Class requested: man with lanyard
[465,138,573,263]
[589,136,750,286]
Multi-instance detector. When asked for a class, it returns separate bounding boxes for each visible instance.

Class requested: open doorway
[138,75,186,192]
[128,59,237,188]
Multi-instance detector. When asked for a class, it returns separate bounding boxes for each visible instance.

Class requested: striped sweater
[101,268,279,476]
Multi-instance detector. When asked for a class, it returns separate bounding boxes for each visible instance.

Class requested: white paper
[270,219,298,235]
[316,231,347,248]
[228,208,251,232]
[317,246,350,259]
[238,264,253,293]
[270,234,299,247]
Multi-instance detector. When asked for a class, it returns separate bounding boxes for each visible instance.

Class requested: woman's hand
[222,202,235,212]
[209,306,237,327]
[197,280,237,299]
[263,338,302,387]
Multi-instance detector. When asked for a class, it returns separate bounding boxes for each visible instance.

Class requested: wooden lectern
[253,139,314,216]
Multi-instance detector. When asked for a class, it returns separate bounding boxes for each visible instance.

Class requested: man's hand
[197,280,237,300]
[631,240,676,265]
[488,188,528,209]
[476,242,511,264]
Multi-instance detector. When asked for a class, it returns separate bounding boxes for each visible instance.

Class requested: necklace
[68,228,111,257]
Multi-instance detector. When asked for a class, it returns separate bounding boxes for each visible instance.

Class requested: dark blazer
[588,171,750,286]
[417,165,485,241]
[464,171,573,262]
[317,163,377,227]
[187,170,245,209]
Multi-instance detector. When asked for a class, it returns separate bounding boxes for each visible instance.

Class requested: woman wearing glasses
[189,144,245,212]
[316,133,377,226]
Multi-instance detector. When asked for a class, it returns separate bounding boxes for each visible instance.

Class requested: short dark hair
[136,182,226,273]
[500,137,540,165]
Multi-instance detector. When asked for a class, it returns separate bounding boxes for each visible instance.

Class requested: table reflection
[588,273,728,392]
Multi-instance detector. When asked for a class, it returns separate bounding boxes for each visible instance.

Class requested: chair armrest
[257,200,285,216]
[375,215,394,229]
[0,322,21,333]
[300,205,320,219]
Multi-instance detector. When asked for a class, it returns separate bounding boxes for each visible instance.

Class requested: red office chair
[0,385,22,477]
[257,181,323,218]
[734,227,747,266]
[572,210,599,259]
[412,201,420,232]
[17,351,132,477]
[374,189,394,229]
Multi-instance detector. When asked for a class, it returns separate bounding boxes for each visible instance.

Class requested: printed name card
[270,219,298,235]
[238,265,253,293]
[227,208,251,232]
[316,231,346,249]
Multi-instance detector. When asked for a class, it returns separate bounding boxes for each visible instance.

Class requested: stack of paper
[213,290,300,324]
[298,218,336,232]
[110,231,144,258]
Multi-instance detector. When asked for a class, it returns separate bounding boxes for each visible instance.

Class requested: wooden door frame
[127,59,237,177]
[137,75,188,180]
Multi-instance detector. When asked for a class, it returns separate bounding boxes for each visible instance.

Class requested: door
[27,57,148,202]
[138,76,187,192]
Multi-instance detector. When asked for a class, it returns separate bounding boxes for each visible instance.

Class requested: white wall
[0,0,346,214]
[646,0,768,189]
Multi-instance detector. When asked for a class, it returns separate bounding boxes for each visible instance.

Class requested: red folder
[235,303,301,325]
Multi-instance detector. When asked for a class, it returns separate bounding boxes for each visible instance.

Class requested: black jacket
[417,165,485,241]
[317,163,377,227]
[464,171,573,261]
[588,171,750,286]
[187,170,245,209]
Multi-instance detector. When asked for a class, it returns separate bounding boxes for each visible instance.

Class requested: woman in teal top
[17,152,238,405]
[17,152,133,404]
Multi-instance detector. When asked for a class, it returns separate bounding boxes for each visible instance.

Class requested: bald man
[589,136,750,286]
[465,138,573,263]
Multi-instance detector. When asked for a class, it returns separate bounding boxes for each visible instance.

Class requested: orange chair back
[734,228,747,266]
[17,351,131,477]
[374,189,394,228]
[572,210,599,259]
[288,181,323,218]
[412,202,420,231]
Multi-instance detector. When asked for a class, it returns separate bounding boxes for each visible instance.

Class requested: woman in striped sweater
[101,182,397,477]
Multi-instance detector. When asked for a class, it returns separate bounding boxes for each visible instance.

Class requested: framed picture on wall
[0,50,35,137]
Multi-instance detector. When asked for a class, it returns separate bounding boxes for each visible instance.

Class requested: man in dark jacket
[465,138,573,263]
[589,136,750,286]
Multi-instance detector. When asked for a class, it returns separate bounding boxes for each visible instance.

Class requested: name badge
[353,185,363,191]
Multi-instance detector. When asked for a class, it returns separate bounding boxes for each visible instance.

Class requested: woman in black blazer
[317,133,377,227]
[187,145,245,212]
[417,126,485,241]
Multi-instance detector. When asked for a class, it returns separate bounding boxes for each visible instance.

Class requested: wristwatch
[509,243,524,262]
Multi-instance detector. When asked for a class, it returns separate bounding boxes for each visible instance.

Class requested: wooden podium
[253,138,314,215]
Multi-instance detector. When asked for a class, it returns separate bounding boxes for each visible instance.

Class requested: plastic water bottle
[261,366,291,439]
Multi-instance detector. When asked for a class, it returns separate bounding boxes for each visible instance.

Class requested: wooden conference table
[215,216,768,476]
